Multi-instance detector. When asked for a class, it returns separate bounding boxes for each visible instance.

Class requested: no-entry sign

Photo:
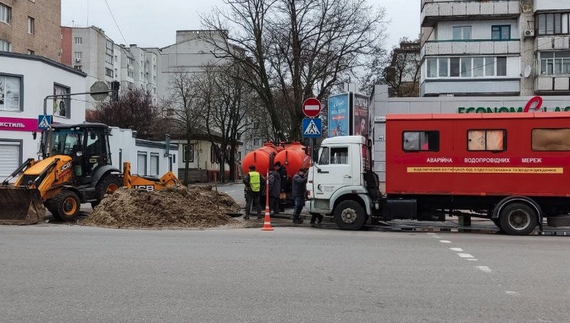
[302,98,322,118]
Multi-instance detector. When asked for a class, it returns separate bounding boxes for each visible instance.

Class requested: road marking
[467,258,478,261]
[458,253,474,258]
[505,291,520,297]
[476,266,492,273]
[449,247,463,252]
[440,240,452,243]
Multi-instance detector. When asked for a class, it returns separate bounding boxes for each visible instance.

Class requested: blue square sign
[302,118,322,138]
[38,115,53,130]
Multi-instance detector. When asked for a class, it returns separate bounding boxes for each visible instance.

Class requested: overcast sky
[61,0,420,50]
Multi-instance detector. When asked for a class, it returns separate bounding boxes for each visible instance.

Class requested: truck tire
[53,190,81,221]
[499,202,538,236]
[334,200,366,230]
[91,175,121,208]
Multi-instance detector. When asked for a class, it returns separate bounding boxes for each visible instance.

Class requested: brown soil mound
[82,185,242,229]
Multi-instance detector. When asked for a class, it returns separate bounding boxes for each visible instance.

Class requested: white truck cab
[306,135,380,229]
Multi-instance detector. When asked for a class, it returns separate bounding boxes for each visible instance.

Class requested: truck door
[312,145,355,200]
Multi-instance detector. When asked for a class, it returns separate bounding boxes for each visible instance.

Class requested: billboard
[352,93,369,136]
[328,94,350,137]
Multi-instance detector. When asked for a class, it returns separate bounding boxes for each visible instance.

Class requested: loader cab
[44,123,112,181]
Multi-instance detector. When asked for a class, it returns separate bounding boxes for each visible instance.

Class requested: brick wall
[0,0,61,61]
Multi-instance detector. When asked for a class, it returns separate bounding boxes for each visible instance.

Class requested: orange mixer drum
[274,142,311,179]
[241,142,281,176]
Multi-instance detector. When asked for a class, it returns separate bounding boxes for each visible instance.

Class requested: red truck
[306,112,570,235]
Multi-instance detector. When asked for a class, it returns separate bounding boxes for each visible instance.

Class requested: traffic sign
[38,115,53,130]
[302,98,322,118]
[302,118,322,138]
[90,81,109,101]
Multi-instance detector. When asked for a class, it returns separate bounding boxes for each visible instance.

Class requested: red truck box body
[385,112,570,197]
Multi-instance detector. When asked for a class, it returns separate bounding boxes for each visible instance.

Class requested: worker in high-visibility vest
[243,165,264,220]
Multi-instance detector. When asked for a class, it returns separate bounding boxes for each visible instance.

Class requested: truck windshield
[49,130,83,156]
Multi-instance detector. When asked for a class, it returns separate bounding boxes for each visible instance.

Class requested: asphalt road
[2,223,570,323]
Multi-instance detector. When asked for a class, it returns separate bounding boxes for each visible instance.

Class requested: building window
[183,144,194,162]
[74,65,82,72]
[137,152,147,175]
[27,49,34,55]
[491,25,511,40]
[532,129,570,151]
[53,84,71,118]
[540,51,570,75]
[538,13,570,35]
[105,68,114,78]
[0,39,11,52]
[27,17,35,34]
[426,57,507,78]
[0,3,11,24]
[74,37,82,45]
[150,153,159,176]
[468,130,505,151]
[0,74,22,111]
[403,131,439,152]
[452,26,471,40]
[74,52,82,62]
[105,53,113,64]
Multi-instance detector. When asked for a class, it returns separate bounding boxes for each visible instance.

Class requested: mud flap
[0,188,46,225]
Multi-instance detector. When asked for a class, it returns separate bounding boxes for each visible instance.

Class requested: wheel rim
[106,183,119,194]
[62,197,78,216]
[507,209,531,231]
[340,208,358,224]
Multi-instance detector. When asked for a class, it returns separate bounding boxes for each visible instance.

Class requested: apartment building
[60,26,158,108]
[0,0,61,61]
[420,0,570,97]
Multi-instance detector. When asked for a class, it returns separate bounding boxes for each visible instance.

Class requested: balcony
[421,39,520,58]
[421,1,520,27]
[535,75,570,94]
[421,79,520,96]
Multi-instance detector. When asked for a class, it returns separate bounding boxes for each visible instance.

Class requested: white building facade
[0,52,88,178]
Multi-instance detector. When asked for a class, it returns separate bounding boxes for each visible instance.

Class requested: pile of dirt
[82,185,242,229]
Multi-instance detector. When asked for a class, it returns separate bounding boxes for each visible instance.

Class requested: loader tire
[91,175,121,208]
[45,199,62,221]
[53,190,81,221]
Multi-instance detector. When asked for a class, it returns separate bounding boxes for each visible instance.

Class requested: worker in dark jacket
[268,164,281,215]
[275,161,287,194]
[243,165,264,219]
[291,168,308,224]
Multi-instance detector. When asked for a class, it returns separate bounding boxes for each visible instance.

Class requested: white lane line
[440,240,452,244]
[458,253,474,258]
[505,291,520,297]
[449,247,463,252]
[467,258,478,261]
[476,266,492,273]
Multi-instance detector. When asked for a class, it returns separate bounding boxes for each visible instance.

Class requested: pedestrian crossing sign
[38,115,53,130]
[302,118,322,138]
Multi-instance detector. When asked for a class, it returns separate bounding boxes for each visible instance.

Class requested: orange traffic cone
[261,204,274,231]
[261,171,274,231]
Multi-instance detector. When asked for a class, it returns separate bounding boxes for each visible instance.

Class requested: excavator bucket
[0,187,46,225]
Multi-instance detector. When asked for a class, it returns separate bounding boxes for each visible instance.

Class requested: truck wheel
[53,190,81,221]
[92,175,121,207]
[499,202,538,236]
[334,200,366,230]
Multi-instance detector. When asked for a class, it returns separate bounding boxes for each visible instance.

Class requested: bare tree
[382,39,421,97]
[201,0,388,141]
[193,63,253,182]
[166,69,207,185]
[86,88,163,140]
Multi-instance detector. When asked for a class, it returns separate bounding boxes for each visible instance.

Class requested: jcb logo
[134,185,155,192]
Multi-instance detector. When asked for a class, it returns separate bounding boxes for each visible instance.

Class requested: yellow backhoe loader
[0,123,181,224]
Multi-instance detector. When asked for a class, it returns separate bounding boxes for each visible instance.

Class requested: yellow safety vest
[249,171,261,192]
